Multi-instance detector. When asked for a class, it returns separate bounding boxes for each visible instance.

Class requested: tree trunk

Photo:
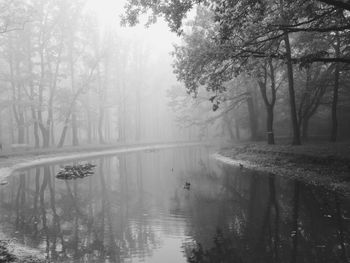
[71,112,79,146]
[17,115,25,144]
[9,35,25,145]
[258,59,276,145]
[135,88,141,142]
[69,32,79,147]
[37,40,50,148]
[42,130,50,148]
[47,41,63,148]
[25,27,40,148]
[234,114,240,140]
[98,107,105,144]
[331,32,340,142]
[284,32,301,145]
[31,99,40,148]
[87,107,92,144]
[118,83,126,143]
[57,89,83,148]
[246,93,258,140]
[267,106,275,144]
[58,120,69,148]
[223,112,235,141]
[301,116,310,141]
[50,120,55,146]
[97,63,105,144]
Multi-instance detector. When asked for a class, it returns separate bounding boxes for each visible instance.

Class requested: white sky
[85,0,180,53]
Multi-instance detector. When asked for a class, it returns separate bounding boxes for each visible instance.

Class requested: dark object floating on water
[184,182,191,190]
[239,163,244,169]
[56,163,96,180]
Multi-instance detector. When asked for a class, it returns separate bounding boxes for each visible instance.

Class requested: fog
[0,0,349,151]
[0,0,192,149]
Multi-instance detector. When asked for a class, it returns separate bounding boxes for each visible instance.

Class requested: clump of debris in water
[56,163,96,180]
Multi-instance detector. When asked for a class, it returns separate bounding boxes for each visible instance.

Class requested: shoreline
[214,142,350,196]
[0,142,206,182]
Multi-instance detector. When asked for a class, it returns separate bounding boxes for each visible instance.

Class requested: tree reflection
[0,154,165,262]
[0,152,349,263]
[184,165,350,263]
[335,194,348,263]
[186,229,243,263]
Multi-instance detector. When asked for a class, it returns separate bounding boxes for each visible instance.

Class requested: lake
[0,146,349,262]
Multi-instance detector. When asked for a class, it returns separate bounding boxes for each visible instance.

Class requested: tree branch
[317,0,350,11]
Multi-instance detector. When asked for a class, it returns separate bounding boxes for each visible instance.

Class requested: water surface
[0,147,349,262]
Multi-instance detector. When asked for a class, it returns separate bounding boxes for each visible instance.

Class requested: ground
[0,240,47,263]
[216,141,350,196]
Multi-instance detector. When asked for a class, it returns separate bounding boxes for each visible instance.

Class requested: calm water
[0,147,349,263]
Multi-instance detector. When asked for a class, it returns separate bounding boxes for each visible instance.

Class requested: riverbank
[0,141,206,183]
[215,141,350,196]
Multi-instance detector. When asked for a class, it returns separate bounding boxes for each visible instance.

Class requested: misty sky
[86,0,180,53]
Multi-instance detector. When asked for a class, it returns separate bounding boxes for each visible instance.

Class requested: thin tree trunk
[30,91,39,148]
[58,120,69,148]
[97,64,105,144]
[234,114,240,140]
[47,40,63,147]
[87,106,92,144]
[301,116,310,141]
[331,32,340,142]
[17,114,25,144]
[246,93,258,140]
[37,40,50,148]
[224,112,235,141]
[69,33,79,147]
[267,106,275,144]
[9,35,25,145]
[71,113,79,146]
[57,89,84,148]
[98,107,105,144]
[118,81,126,143]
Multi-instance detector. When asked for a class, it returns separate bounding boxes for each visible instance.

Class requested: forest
[0,0,185,150]
[0,0,349,149]
[123,0,350,146]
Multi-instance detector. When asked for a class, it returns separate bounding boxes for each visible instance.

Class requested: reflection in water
[185,166,350,263]
[0,147,349,263]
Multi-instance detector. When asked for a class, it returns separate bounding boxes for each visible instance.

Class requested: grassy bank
[217,141,350,195]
